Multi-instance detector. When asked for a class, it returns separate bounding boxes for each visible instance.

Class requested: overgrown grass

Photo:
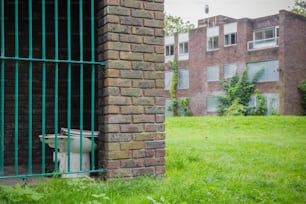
[1,117,305,203]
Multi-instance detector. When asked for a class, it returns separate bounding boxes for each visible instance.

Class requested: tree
[164,14,195,36]
[290,0,306,16]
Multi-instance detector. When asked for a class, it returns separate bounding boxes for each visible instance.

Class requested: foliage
[224,98,247,116]
[164,14,195,36]
[179,97,192,116]
[1,117,306,203]
[290,0,306,17]
[298,79,306,115]
[218,67,265,116]
[0,184,43,203]
[169,58,179,116]
[249,89,267,115]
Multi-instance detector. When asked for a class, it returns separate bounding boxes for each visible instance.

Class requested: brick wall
[98,0,165,178]
[280,11,306,115]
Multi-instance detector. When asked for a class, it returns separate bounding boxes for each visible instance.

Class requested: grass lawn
[1,116,306,203]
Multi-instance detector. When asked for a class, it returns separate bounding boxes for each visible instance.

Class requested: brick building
[164,10,306,116]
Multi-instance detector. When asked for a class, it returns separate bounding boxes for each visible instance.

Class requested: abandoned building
[164,10,306,116]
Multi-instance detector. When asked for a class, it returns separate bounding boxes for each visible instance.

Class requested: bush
[218,67,265,116]
[298,80,306,115]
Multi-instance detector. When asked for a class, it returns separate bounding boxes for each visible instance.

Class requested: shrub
[298,80,306,115]
[218,67,265,116]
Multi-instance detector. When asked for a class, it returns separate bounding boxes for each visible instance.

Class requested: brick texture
[98,0,165,178]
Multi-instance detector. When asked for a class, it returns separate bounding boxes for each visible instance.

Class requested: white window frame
[224,22,237,47]
[178,33,189,61]
[224,32,237,46]
[165,35,175,62]
[207,26,219,51]
[165,44,174,57]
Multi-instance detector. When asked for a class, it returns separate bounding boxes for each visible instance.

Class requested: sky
[164,0,296,26]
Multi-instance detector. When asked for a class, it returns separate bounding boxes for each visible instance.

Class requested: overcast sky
[165,0,296,26]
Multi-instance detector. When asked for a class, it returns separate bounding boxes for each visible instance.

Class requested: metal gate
[0,0,105,179]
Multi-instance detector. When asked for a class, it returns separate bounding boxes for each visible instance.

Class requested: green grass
[1,116,306,203]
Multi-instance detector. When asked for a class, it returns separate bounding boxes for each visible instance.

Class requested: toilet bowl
[39,128,99,178]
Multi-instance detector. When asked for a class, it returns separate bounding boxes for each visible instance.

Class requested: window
[248,27,279,50]
[247,60,279,82]
[224,64,237,79]
[165,99,173,116]
[249,93,279,115]
[207,65,219,81]
[207,26,219,51]
[178,33,189,60]
[224,33,237,46]
[224,22,237,46]
[165,70,189,90]
[179,42,188,55]
[207,96,220,112]
[208,36,219,50]
[164,72,173,90]
[165,35,175,62]
[178,70,189,89]
[165,44,174,56]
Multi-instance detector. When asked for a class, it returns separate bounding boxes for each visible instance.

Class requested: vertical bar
[90,0,95,170]
[0,0,4,176]
[67,0,71,172]
[28,0,33,174]
[41,0,46,174]
[14,0,19,176]
[54,0,59,172]
[79,0,83,171]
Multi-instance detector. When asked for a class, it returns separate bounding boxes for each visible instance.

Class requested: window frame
[165,44,174,57]
[224,32,237,46]
[207,36,219,51]
[179,42,188,55]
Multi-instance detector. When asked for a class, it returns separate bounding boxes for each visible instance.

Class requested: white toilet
[39,128,99,178]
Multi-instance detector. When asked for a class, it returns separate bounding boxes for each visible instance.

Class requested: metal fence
[0,0,105,179]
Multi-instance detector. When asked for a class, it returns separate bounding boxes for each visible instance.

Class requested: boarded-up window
[207,65,219,81]
[179,70,189,89]
[165,72,173,90]
[247,60,279,82]
[224,64,237,79]
[207,96,219,112]
[165,70,189,90]
[165,99,173,116]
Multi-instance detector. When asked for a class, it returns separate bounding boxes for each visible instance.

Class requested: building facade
[164,10,306,116]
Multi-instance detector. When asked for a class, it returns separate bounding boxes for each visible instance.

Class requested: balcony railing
[247,37,279,51]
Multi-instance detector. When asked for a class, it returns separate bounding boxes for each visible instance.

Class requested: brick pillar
[97,0,165,178]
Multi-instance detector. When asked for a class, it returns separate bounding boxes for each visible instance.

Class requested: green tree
[290,0,306,16]
[164,14,195,36]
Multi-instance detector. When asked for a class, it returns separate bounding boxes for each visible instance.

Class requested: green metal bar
[28,0,33,174]
[67,0,71,172]
[41,0,46,174]
[90,0,95,170]
[0,0,5,176]
[0,56,105,66]
[54,0,59,172]
[79,0,83,171]
[14,0,19,176]
[0,168,106,179]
